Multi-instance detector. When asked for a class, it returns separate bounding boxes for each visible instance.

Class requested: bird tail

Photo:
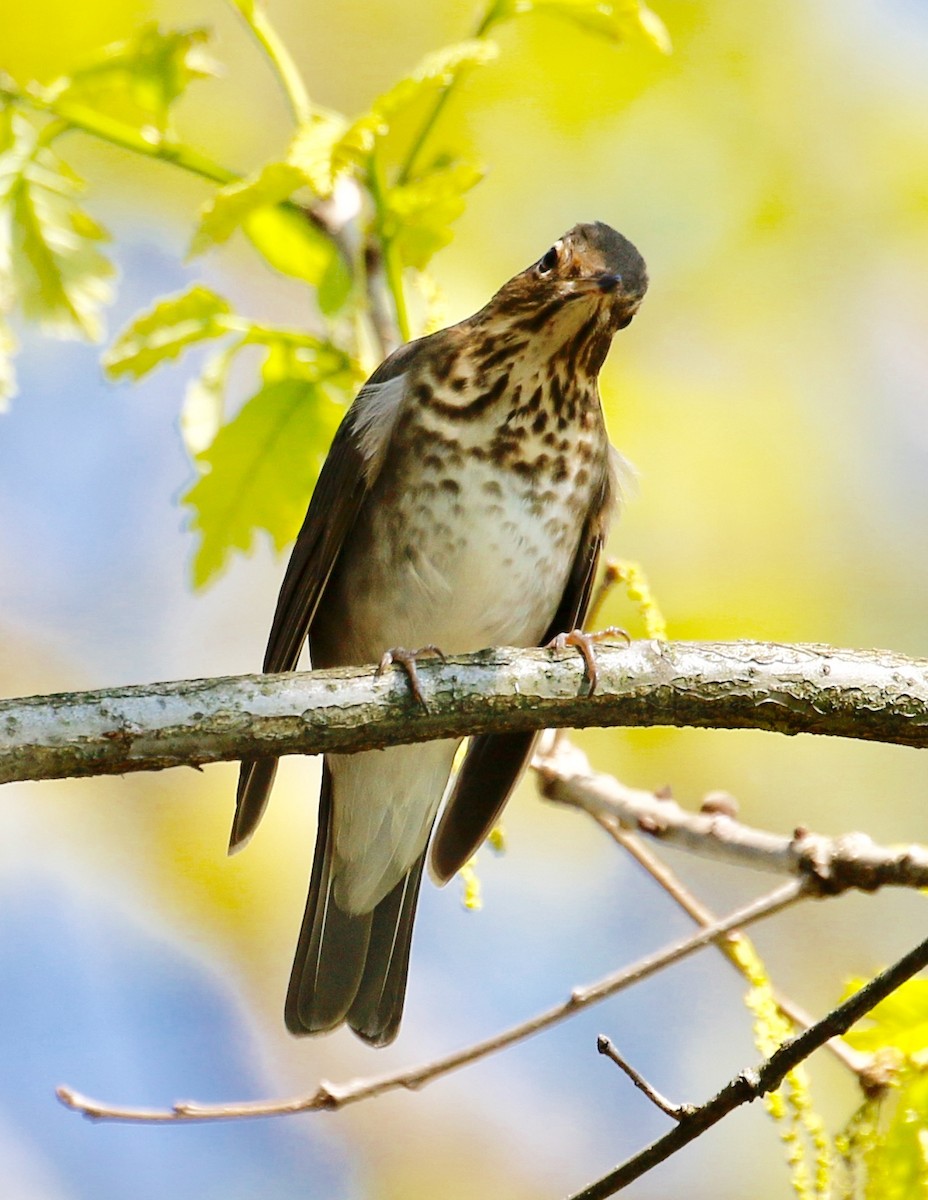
[285,762,425,1046]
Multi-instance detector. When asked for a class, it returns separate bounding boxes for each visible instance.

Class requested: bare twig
[56,881,803,1123]
[4,641,928,787]
[363,238,402,358]
[622,827,873,1080]
[597,1036,687,1121]
[532,736,882,1083]
[566,935,928,1199]
[534,733,928,892]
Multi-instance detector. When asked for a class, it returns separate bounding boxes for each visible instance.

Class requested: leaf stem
[226,0,313,126]
[395,3,499,186]
[0,78,235,187]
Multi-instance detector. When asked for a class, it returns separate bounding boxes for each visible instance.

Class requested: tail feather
[285,762,423,1044]
[348,854,426,1046]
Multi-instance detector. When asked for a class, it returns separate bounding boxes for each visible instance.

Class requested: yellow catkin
[728,936,831,1197]
[487,825,506,853]
[607,559,668,641]
[458,857,481,911]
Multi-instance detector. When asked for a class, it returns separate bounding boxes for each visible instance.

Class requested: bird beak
[596,273,623,294]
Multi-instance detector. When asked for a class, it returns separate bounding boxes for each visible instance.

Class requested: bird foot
[545,626,630,695]
[376,645,447,710]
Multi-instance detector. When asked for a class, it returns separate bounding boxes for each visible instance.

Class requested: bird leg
[545,626,631,695]
[376,645,447,710]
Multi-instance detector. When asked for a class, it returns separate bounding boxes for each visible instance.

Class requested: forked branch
[566,934,928,1199]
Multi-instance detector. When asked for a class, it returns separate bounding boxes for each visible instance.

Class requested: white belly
[321,453,590,663]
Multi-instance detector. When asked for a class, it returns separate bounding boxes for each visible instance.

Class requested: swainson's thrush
[232,221,648,1045]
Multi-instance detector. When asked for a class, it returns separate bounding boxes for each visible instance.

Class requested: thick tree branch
[2,641,926,786]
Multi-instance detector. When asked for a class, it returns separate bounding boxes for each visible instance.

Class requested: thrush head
[467,222,647,377]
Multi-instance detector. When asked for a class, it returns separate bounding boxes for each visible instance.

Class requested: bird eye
[538,245,559,274]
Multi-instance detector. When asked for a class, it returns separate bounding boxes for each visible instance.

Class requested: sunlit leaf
[103,284,232,380]
[179,326,357,460]
[185,375,343,586]
[242,204,351,309]
[0,104,14,154]
[189,162,307,257]
[254,331,357,388]
[0,113,115,340]
[859,1071,928,1200]
[49,24,217,136]
[637,3,672,54]
[487,0,671,53]
[287,109,349,196]
[386,159,484,270]
[180,339,242,456]
[334,40,499,172]
[845,978,928,1056]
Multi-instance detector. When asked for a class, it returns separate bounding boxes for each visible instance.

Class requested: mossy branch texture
[2,640,925,787]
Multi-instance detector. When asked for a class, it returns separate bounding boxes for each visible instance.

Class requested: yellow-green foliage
[836,979,928,1199]
[0,0,667,580]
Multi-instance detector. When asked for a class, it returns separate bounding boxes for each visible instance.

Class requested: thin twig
[597,1036,687,1121]
[533,723,928,891]
[367,149,410,344]
[565,935,928,1199]
[363,239,402,358]
[543,743,877,1083]
[56,881,803,1123]
[0,76,235,186]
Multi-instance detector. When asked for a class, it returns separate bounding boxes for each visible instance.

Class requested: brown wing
[229,341,419,851]
[429,471,615,883]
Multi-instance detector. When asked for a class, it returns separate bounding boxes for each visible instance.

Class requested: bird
[231,221,648,1046]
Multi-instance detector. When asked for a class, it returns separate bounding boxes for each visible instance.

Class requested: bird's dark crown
[535,222,648,300]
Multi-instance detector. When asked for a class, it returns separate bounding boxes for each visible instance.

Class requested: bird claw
[375,645,447,711]
[545,626,630,695]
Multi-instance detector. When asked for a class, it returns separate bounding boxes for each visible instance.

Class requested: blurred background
[1,0,927,1196]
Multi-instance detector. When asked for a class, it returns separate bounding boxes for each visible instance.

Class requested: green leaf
[0,104,14,154]
[185,376,343,586]
[487,0,671,53]
[103,285,231,380]
[845,978,928,1056]
[189,162,308,257]
[858,1070,928,1200]
[0,114,115,340]
[252,329,358,388]
[386,159,484,270]
[334,40,499,171]
[242,204,351,307]
[179,326,357,459]
[287,110,349,196]
[180,339,242,457]
[50,24,217,136]
[189,157,352,310]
